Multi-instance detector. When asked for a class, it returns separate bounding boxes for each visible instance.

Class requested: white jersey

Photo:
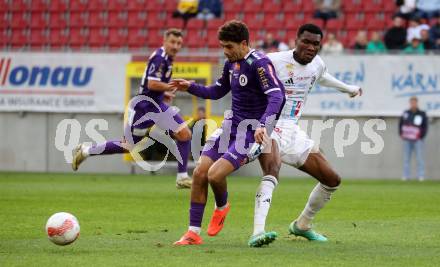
[267,50,326,123]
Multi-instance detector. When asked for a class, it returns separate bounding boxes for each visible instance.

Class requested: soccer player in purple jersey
[171,21,285,245]
[71,29,193,189]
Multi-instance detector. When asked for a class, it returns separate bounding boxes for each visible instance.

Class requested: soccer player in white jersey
[247,24,363,247]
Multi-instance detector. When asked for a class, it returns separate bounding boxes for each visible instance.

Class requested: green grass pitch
[1,172,439,267]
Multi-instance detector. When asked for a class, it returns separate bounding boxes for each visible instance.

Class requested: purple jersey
[188,49,285,126]
[139,47,173,103]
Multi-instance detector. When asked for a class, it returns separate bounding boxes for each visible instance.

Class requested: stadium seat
[284,14,304,32]
[10,12,30,29]
[146,29,163,48]
[365,13,386,30]
[243,0,262,13]
[0,28,8,48]
[127,0,146,11]
[127,11,148,28]
[30,12,49,29]
[207,19,224,30]
[264,16,283,30]
[223,0,242,12]
[49,0,68,12]
[187,19,205,30]
[225,12,241,21]
[305,18,325,29]
[326,19,344,31]
[69,0,88,12]
[0,0,8,11]
[29,28,48,48]
[10,29,29,48]
[49,28,69,48]
[146,14,164,29]
[383,1,397,12]
[166,18,184,29]
[49,12,68,29]
[363,0,384,13]
[300,0,316,13]
[186,31,206,48]
[0,11,9,29]
[345,14,365,30]
[69,11,89,28]
[207,33,219,48]
[283,1,302,13]
[343,0,363,12]
[262,1,282,14]
[108,0,127,11]
[31,0,49,12]
[9,0,29,12]
[127,28,147,48]
[89,11,108,27]
[88,0,108,11]
[243,13,264,30]
[164,0,178,12]
[69,28,89,48]
[108,28,127,48]
[108,11,128,27]
[89,27,109,47]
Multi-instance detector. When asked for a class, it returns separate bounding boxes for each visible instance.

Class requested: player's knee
[207,167,221,185]
[325,173,341,188]
[193,166,208,182]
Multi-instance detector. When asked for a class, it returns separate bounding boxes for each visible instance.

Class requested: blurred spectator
[173,0,198,28]
[258,33,288,52]
[407,17,430,43]
[313,0,341,21]
[430,15,440,48]
[403,36,425,54]
[421,29,435,50]
[321,33,344,53]
[197,0,222,20]
[352,31,368,51]
[396,0,417,20]
[415,0,440,20]
[366,31,387,54]
[384,16,407,50]
[399,96,428,181]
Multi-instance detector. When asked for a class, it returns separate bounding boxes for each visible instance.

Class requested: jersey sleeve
[146,55,164,81]
[254,58,285,126]
[187,62,231,100]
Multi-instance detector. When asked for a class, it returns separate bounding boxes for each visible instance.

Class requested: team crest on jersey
[239,74,248,86]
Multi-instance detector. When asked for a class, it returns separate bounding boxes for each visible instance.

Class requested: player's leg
[174,155,214,245]
[155,103,193,188]
[289,150,340,241]
[249,139,280,247]
[205,158,235,236]
[402,140,413,181]
[414,139,425,181]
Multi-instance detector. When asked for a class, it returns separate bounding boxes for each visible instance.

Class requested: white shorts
[271,120,314,168]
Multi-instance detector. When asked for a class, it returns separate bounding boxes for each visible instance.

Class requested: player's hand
[163,91,176,103]
[169,79,191,91]
[350,87,363,98]
[254,127,268,144]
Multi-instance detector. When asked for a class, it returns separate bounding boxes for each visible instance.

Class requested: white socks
[253,175,278,236]
[296,183,338,230]
[176,172,189,181]
[189,226,201,234]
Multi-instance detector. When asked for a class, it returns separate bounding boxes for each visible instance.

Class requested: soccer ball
[45,212,80,246]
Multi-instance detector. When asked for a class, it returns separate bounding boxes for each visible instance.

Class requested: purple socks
[189,202,206,227]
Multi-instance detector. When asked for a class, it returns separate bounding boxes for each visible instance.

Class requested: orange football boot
[207,203,230,236]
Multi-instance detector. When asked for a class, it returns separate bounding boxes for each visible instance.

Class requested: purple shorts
[126,99,184,144]
[202,122,255,170]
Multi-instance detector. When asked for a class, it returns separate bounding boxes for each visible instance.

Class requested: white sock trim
[188,226,201,234]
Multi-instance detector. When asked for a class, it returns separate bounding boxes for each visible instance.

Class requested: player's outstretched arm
[148,79,177,92]
[170,77,231,100]
[318,72,363,98]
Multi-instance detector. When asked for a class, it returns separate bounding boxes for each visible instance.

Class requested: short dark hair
[297,24,323,39]
[410,96,418,102]
[165,28,183,38]
[218,20,249,45]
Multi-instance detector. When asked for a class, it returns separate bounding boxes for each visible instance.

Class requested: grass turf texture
[0,172,439,267]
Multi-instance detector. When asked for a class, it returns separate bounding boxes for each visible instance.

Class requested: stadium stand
[1,0,437,51]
